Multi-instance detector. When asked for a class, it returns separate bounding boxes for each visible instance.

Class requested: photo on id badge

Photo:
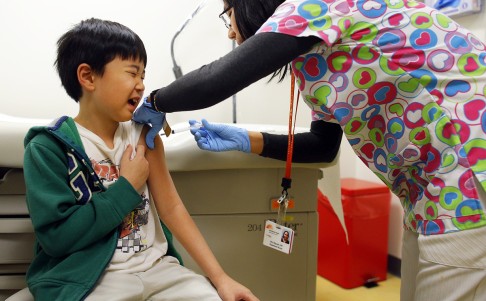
[263,220,294,254]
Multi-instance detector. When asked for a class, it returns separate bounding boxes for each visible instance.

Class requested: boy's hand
[119,144,149,191]
[213,273,260,301]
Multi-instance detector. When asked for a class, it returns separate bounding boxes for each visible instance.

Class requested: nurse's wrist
[148,89,161,112]
[249,131,264,155]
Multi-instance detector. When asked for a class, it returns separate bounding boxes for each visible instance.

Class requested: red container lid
[340,178,390,196]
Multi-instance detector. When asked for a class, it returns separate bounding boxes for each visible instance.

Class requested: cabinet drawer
[0,264,29,274]
[0,219,34,265]
[0,219,33,234]
[0,233,35,264]
[0,195,28,215]
[0,275,26,290]
[0,169,25,195]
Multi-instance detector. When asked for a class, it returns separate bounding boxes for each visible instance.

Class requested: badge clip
[277,190,289,225]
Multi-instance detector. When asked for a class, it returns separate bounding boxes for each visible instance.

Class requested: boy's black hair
[223,0,288,82]
[55,18,147,101]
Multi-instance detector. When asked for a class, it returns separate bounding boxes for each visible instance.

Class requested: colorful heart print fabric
[258,0,486,234]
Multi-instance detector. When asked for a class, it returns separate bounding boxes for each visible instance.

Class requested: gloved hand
[189,119,251,153]
[132,96,166,150]
[434,0,458,9]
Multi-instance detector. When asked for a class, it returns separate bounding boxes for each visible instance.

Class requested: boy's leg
[400,230,419,301]
[84,272,144,301]
[141,256,222,301]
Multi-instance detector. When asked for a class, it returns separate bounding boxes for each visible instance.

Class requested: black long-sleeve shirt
[154,32,342,163]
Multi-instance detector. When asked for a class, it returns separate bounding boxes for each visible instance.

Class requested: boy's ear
[77,63,95,91]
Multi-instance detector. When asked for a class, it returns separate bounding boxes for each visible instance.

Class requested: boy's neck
[74,114,119,149]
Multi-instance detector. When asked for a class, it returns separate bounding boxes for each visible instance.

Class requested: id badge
[263,220,294,254]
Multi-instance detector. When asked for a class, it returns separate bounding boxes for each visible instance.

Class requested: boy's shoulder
[121,120,146,144]
[123,120,145,132]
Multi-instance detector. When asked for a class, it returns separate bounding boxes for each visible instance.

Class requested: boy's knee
[6,288,34,301]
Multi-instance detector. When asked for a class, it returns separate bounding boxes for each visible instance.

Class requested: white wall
[0,0,313,127]
[0,0,222,120]
[2,0,486,261]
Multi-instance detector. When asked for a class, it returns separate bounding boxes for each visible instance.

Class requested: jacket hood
[24,116,83,151]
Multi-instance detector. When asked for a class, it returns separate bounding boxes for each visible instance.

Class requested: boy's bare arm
[141,126,226,279]
[140,126,258,301]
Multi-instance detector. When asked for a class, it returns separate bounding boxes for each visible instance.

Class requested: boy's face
[91,57,145,122]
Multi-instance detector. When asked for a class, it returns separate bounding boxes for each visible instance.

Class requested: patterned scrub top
[258,0,486,235]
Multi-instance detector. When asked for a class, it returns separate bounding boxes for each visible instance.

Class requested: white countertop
[0,114,333,171]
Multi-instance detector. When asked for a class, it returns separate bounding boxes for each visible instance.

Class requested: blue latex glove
[189,119,251,153]
[132,97,166,149]
[434,0,459,9]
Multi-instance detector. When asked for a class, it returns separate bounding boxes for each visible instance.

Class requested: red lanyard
[281,72,299,192]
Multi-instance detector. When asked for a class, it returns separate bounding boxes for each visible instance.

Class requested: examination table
[0,116,339,301]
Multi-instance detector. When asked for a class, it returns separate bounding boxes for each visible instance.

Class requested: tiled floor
[316,274,401,301]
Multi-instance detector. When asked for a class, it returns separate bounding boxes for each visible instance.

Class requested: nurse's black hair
[55,18,147,102]
[223,0,289,82]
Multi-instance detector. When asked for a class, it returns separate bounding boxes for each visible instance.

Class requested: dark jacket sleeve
[260,120,342,163]
[153,32,321,112]
[153,32,342,163]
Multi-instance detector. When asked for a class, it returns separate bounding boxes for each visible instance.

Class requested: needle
[160,122,202,136]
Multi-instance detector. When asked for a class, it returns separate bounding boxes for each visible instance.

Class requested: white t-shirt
[76,121,168,273]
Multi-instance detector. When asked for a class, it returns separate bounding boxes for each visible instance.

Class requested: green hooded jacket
[23,116,182,301]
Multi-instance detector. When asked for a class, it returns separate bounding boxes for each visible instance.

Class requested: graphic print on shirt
[91,157,149,253]
[118,193,149,253]
[91,158,118,183]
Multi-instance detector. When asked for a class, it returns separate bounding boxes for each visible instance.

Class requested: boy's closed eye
[126,70,145,80]
[126,63,145,78]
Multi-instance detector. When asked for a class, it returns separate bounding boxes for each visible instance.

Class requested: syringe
[160,122,202,136]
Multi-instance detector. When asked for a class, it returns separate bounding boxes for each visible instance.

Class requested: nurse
[133,1,486,300]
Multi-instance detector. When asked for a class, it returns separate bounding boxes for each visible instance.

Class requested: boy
[21,18,258,301]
